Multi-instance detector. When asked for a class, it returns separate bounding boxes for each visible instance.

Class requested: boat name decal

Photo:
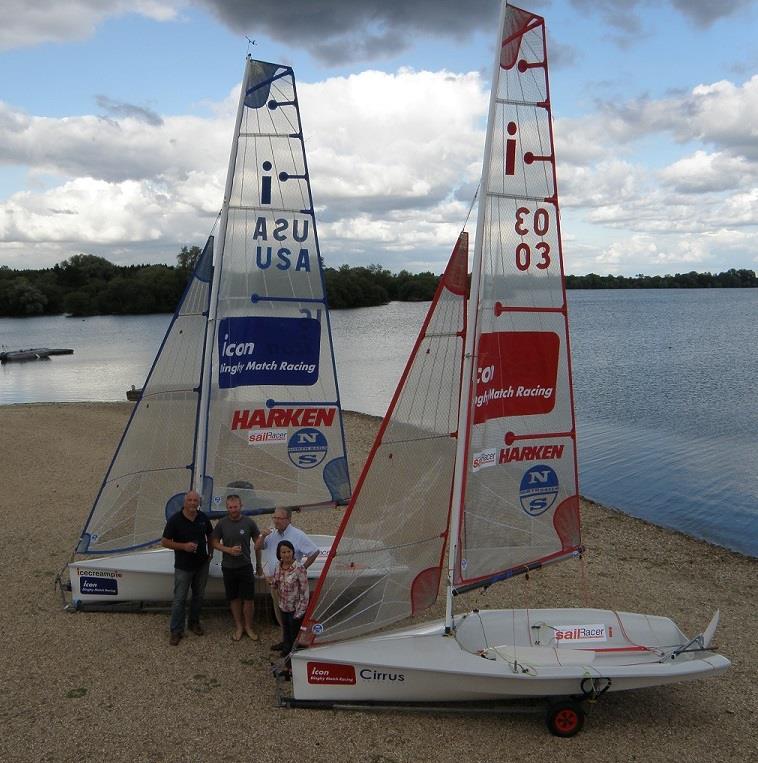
[359,669,405,682]
[231,407,336,430]
[76,568,121,578]
[519,464,559,517]
[252,216,312,272]
[306,662,356,685]
[218,316,320,389]
[554,624,608,643]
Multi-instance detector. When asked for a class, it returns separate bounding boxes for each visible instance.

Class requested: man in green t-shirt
[211,494,262,641]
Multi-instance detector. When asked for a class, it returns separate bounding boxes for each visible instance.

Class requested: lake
[1,288,755,557]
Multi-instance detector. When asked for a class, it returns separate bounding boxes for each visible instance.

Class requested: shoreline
[5,400,752,560]
[1,401,755,762]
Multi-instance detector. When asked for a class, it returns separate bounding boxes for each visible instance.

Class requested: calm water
[1,290,756,557]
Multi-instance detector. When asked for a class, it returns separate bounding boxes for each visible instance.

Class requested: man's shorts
[222,564,255,601]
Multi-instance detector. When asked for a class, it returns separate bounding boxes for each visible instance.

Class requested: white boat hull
[68,535,334,606]
[291,608,730,701]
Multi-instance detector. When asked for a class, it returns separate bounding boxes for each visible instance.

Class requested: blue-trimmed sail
[201,59,350,515]
[76,237,214,553]
[77,58,351,553]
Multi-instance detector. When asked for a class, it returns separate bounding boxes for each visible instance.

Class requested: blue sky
[1,0,757,276]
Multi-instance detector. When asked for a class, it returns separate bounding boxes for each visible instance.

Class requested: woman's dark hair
[276,540,295,560]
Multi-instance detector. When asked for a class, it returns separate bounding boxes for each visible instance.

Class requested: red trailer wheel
[546,700,585,737]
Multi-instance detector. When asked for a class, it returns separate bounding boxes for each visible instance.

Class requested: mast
[444,1,508,632]
[193,58,252,496]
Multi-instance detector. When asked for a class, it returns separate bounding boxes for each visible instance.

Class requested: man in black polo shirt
[160,490,214,646]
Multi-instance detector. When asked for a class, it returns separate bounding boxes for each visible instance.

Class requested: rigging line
[462,185,479,231]
[333,532,445,557]
[380,431,454,447]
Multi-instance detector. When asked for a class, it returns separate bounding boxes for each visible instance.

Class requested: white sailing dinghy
[64,58,350,607]
[289,3,729,734]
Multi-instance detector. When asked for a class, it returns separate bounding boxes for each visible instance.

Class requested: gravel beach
[1,402,755,762]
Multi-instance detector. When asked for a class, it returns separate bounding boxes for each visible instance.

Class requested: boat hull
[68,535,335,606]
[290,608,730,701]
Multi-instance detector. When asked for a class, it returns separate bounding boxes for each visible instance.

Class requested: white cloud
[1,47,756,276]
[0,68,488,270]
[659,150,757,193]
[0,0,181,50]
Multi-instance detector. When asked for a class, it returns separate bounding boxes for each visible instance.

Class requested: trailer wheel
[546,699,585,737]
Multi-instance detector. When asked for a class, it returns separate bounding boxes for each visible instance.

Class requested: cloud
[198,0,501,64]
[0,0,181,50]
[95,96,164,126]
[659,150,758,193]
[1,30,756,278]
[570,0,754,40]
[0,68,488,270]
[670,0,754,27]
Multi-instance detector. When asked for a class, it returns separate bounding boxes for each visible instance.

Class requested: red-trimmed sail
[301,234,468,645]
[454,6,582,590]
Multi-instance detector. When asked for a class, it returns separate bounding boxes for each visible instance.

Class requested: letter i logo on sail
[505,122,517,175]
[261,160,272,204]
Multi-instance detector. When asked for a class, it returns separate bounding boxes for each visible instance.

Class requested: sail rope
[579,551,591,608]
[462,185,479,232]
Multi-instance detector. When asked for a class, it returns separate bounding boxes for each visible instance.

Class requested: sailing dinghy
[288,3,729,734]
[63,58,350,608]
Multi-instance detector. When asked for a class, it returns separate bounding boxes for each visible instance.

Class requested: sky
[1,0,757,277]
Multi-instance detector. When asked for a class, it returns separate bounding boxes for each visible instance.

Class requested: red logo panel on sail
[474,332,559,423]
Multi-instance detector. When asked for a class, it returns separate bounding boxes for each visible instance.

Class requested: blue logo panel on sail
[519,464,559,517]
[218,316,320,389]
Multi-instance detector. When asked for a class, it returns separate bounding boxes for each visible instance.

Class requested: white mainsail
[76,58,350,556]
[452,4,581,592]
[199,59,350,515]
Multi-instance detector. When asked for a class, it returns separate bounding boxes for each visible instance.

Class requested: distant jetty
[0,347,74,362]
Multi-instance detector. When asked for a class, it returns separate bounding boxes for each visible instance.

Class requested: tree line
[565,270,757,289]
[0,249,755,318]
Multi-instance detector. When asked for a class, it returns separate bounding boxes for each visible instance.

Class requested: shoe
[169,632,182,646]
[270,641,284,651]
[189,623,204,636]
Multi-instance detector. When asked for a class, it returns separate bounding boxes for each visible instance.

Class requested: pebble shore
[1,402,755,762]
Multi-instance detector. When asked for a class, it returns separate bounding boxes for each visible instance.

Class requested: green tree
[177,245,203,273]
[1,277,48,315]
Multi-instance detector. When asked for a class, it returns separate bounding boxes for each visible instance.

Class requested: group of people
[160,489,316,672]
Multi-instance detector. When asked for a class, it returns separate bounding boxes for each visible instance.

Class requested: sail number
[514,207,551,271]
